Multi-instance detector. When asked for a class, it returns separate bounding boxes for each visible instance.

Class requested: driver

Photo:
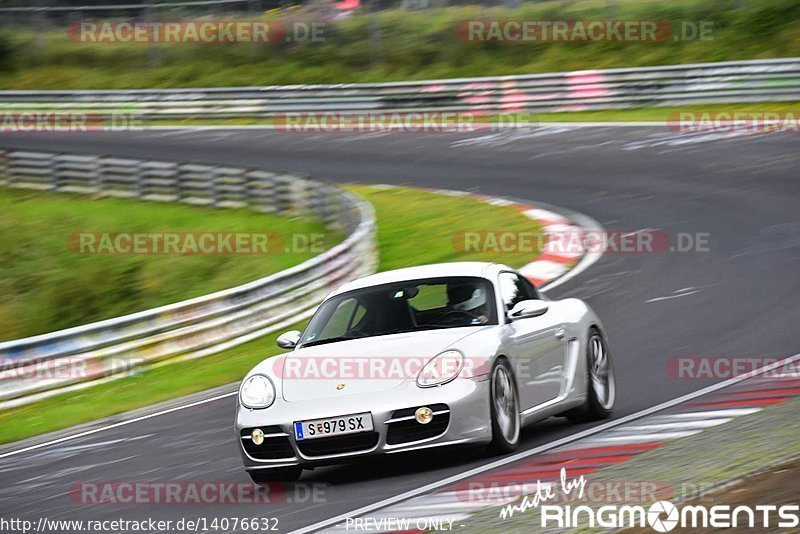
[446,283,487,315]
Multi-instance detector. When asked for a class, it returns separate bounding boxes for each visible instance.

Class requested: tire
[488,358,521,454]
[248,467,302,485]
[565,328,616,423]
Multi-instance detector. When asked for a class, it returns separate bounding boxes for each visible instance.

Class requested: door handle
[555,327,566,340]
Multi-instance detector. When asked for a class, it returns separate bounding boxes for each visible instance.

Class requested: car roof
[331,261,512,296]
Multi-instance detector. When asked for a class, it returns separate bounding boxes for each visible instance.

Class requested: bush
[0,0,798,88]
[0,31,16,69]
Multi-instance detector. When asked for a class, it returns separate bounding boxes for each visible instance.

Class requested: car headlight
[239,374,276,409]
[417,350,464,388]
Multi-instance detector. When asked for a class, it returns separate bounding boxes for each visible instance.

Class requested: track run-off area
[0,125,798,532]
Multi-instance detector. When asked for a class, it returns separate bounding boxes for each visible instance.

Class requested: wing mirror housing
[508,300,549,321]
[276,330,302,349]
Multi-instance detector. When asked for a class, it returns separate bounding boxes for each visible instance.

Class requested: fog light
[415,406,433,424]
[251,428,265,445]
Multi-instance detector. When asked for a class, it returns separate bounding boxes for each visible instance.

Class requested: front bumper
[235,378,491,471]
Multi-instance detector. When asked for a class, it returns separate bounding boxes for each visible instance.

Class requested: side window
[518,276,540,300]
[498,272,537,312]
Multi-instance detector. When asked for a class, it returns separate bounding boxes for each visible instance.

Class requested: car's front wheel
[488,358,521,453]
[248,467,302,485]
[566,328,615,423]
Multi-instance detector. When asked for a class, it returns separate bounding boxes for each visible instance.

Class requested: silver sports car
[236,262,614,482]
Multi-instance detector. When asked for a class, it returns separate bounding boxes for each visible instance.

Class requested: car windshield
[299,276,497,347]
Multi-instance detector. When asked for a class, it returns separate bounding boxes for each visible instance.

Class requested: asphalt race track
[0,126,798,532]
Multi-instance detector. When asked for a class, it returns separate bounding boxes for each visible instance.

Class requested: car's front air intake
[386,404,450,445]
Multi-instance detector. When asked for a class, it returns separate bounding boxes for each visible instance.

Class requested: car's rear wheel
[488,358,521,453]
[248,467,302,485]
[565,328,615,423]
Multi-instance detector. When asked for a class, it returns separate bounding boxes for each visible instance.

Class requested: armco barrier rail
[0,148,377,407]
[0,58,798,120]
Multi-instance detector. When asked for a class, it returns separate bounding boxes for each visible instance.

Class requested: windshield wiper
[300,336,359,348]
[382,325,457,334]
[423,323,481,329]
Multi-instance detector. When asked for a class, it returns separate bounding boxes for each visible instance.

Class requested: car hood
[280,327,491,402]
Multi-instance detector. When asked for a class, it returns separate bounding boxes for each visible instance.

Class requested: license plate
[294,412,373,441]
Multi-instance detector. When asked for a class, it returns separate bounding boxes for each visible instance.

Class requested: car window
[499,272,537,312]
[299,276,497,347]
[408,284,448,311]
[318,298,359,339]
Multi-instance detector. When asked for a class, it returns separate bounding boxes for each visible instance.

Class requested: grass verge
[161,101,799,128]
[0,188,338,341]
[0,185,543,445]
[0,0,798,89]
[13,102,790,128]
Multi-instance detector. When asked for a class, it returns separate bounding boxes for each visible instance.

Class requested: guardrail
[0,58,798,119]
[0,148,378,407]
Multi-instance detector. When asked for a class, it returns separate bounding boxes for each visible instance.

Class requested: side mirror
[508,300,549,320]
[276,330,302,349]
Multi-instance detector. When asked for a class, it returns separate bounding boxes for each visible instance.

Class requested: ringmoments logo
[498,469,800,531]
[539,501,800,530]
[649,501,679,532]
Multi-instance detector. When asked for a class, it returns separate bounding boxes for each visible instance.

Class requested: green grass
[529,102,800,122]
[0,189,338,341]
[0,185,542,444]
[0,0,798,89]
[57,101,795,127]
[352,185,543,270]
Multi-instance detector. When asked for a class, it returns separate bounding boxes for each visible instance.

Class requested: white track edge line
[290,352,800,534]
[136,122,668,131]
[539,206,605,292]
[0,390,236,460]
